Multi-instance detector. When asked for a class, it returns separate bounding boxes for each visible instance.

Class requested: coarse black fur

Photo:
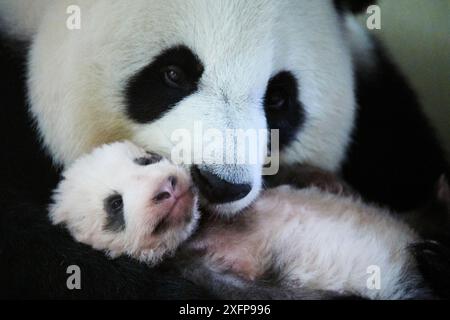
[334,0,378,13]
[342,40,449,212]
[411,236,450,299]
[408,175,450,299]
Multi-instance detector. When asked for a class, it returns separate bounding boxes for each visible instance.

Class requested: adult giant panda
[0,0,448,299]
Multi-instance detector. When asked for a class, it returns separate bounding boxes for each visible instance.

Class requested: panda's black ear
[334,0,377,13]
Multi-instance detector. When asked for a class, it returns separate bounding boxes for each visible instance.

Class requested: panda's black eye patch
[103,193,125,232]
[125,45,204,124]
[266,88,287,111]
[264,71,305,150]
[134,152,163,166]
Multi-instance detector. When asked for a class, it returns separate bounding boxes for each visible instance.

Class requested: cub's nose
[153,176,177,202]
[191,166,251,204]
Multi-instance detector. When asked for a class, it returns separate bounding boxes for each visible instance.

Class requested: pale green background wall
[358,0,450,158]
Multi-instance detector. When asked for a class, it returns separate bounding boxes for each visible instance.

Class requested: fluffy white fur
[50,141,199,265]
[193,186,422,299]
[52,142,425,299]
[0,0,358,214]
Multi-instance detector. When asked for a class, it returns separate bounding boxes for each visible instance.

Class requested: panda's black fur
[341,40,449,212]
[1,1,449,299]
[334,0,377,14]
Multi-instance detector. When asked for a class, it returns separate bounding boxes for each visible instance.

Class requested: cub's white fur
[50,141,199,264]
[195,186,422,299]
[0,0,357,214]
[51,142,425,299]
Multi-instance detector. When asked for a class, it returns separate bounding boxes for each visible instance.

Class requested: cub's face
[50,142,199,264]
[29,0,355,214]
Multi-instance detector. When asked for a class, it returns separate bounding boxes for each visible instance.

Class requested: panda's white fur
[51,141,426,299]
[0,0,358,214]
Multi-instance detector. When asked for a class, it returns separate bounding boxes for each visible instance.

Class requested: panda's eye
[163,65,187,88]
[106,194,123,214]
[103,193,125,232]
[134,152,163,166]
[266,88,287,110]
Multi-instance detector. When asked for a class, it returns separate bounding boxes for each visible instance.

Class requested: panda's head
[25,0,360,214]
[50,141,199,264]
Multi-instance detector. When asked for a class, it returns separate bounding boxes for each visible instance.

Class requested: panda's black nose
[191,166,251,204]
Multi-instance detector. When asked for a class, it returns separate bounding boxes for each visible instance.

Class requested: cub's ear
[334,0,378,13]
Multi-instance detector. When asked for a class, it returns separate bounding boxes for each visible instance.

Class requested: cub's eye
[163,65,186,88]
[106,194,123,214]
[266,88,286,110]
[110,198,123,211]
[134,152,163,166]
[104,193,125,232]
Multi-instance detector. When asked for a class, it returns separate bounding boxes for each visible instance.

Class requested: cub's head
[21,0,363,214]
[50,141,199,264]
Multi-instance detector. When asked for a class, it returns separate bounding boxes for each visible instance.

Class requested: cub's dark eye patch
[134,152,163,166]
[103,193,125,232]
[264,71,305,150]
[125,45,204,124]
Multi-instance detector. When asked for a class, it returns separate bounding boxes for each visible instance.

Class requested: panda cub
[50,142,435,299]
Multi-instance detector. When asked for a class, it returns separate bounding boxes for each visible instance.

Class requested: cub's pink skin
[49,141,199,265]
